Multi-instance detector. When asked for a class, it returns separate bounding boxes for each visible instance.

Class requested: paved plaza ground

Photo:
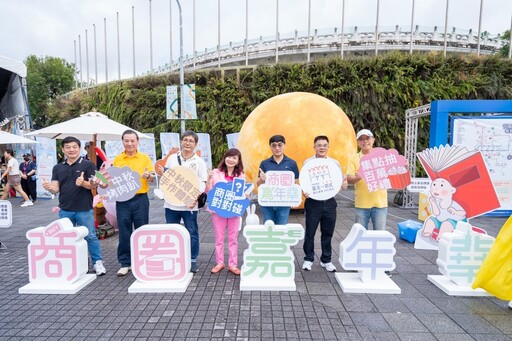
[0,189,511,341]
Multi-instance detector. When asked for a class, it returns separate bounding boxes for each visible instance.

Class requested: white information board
[452,116,512,214]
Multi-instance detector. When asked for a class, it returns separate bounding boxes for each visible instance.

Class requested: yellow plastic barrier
[472,215,512,300]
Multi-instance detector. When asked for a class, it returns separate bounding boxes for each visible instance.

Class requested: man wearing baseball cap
[346,129,388,230]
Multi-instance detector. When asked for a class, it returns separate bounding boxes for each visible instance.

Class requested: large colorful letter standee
[357,147,410,192]
[336,224,400,294]
[415,145,498,250]
[128,224,192,293]
[19,218,95,294]
[97,166,141,202]
[207,178,252,218]
[240,221,304,291]
[257,171,301,208]
[299,158,342,200]
[160,166,203,207]
[428,221,495,296]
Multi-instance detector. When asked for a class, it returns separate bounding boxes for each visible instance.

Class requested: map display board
[452,116,512,215]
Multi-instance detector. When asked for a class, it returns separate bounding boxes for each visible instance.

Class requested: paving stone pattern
[0,190,511,340]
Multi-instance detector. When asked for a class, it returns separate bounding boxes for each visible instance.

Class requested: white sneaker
[508,301,512,309]
[320,262,337,272]
[20,201,34,207]
[302,261,313,271]
[93,260,106,276]
[117,266,131,276]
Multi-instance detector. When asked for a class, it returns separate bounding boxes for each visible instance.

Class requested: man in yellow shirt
[113,130,155,276]
[346,129,388,230]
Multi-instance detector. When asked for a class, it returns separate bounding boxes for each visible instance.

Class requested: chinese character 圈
[240,221,304,291]
[437,221,495,287]
[26,218,89,284]
[339,223,396,283]
[131,224,191,283]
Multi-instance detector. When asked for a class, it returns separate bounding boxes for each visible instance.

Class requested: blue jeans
[165,209,199,261]
[260,206,291,225]
[116,194,149,267]
[59,209,102,263]
[355,207,388,230]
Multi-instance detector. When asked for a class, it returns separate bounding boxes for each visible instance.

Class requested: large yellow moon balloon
[238,92,357,186]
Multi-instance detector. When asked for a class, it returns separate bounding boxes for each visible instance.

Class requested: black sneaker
[190,262,199,273]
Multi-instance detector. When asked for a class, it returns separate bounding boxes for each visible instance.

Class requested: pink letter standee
[19,218,95,294]
[128,224,193,293]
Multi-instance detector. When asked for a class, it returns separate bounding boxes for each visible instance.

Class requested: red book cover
[417,145,500,218]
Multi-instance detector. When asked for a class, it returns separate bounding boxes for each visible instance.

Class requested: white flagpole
[375,0,380,56]
[78,35,83,88]
[341,0,345,59]
[218,0,221,69]
[275,0,279,63]
[443,0,449,57]
[132,6,136,78]
[149,0,154,74]
[74,40,78,88]
[410,0,415,54]
[245,0,249,66]
[104,18,108,84]
[307,0,311,62]
[117,12,121,80]
[93,24,98,85]
[85,29,90,86]
[193,0,196,69]
[476,0,484,56]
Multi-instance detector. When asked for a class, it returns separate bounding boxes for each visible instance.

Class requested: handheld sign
[357,147,410,192]
[97,166,141,202]
[160,166,202,207]
[207,179,250,218]
[299,158,343,201]
[258,171,301,207]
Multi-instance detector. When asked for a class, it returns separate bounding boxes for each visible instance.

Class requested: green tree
[499,30,510,57]
[25,55,75,128]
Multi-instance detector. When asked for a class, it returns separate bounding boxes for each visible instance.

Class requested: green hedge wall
[48,51,512,165]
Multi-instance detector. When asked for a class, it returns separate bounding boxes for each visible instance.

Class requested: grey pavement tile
[368,294,409,313]
[471,334,512,341]
[399,297,443,313]
[434,333,476,341]
[448,313,504,334]
[350,312,393,332]
[382,312,429,333]
[481,314,512,334]
[414,313,466,334]
[396,332,437,340]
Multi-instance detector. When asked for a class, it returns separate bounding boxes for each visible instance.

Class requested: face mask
[23,157,30,161]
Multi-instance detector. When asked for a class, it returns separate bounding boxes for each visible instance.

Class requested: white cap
[356,129,374,139]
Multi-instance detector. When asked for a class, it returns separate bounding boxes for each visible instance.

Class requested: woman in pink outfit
[205,148,245,275]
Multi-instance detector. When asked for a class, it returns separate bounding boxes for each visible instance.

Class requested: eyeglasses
[270,142,285,149]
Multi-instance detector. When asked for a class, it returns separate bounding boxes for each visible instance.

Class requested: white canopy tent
[0,55,31,133]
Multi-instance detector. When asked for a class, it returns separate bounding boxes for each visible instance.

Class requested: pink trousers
[211,213,240,267]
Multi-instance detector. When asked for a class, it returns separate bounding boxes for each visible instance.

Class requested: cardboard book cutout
[415,145,499,250]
